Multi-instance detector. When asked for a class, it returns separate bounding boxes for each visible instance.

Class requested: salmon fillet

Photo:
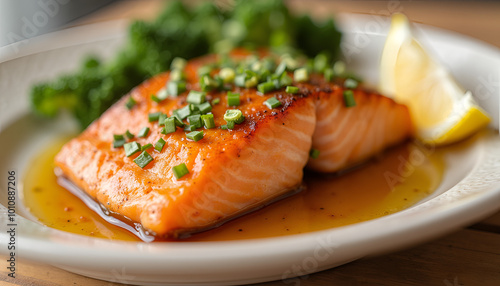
[55,52,412,238]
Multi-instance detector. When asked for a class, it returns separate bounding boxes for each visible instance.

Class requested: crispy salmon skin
[55,52,412,238]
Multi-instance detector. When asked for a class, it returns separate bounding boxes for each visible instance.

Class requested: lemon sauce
[22,138,444,242]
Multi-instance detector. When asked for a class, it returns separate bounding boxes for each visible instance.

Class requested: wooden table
[2,1,500,285]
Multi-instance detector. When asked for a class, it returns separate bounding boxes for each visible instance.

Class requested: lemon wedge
[379,13,490,145]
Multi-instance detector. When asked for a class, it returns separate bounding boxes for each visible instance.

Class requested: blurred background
[1,0,499,48]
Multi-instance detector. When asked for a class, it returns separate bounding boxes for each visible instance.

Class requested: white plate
[1,14,500,286]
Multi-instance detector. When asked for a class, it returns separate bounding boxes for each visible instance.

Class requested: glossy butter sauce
[22,138,444,242]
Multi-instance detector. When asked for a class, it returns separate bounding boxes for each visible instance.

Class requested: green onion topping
[170,57,187,70]
[154,138,166,152]
[133,151,153,168]
[184,125,197,132]
[113,138,126,148]
[172,163,189,179]
[294,67,309,83]
[219,67,235,83]
[158,113,167,126]
[162,118,176,134]
[187,114,202,129]
[343,90,356,108]
[137,127,150,138]
[124,142,141,157]
[170,69,186,82]
[309,148,320,159]
[197,65,213,77]
[151,94,161,103]
[343,78,359,89]
[227,91,240,106]
[125,97,136,110]
[264,97,282,109]
[286,86,299,94]
[333,61,346,76]
[200,75,219,92]
[186,90,206,105]
[197,101,212,114]
[166,81,186,96]
[148,112,162,122]
[141,143,153,151]
[186,130,204,142]
[114,134,125,141]
[212,98,220,105]
[175,105,192,119]
[257,81,276,94]
[224,109,243,122]
[201,114,215,129]
[324,68,334,82]
[125,130,134,139]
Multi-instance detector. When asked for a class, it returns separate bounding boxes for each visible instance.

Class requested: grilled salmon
[55,52,412,238]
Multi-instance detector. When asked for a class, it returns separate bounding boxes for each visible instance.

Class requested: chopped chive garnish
[114,134,125,141]
[170,69,185,82]
[125,130,134,139]
[172,115,185,127]
[113,139,126,148]
[226,121,235,129]
[257,81,276,94]
[172,163,189,179]
[227,91,240,106]
[244,75,258,88]
[197,101,212,114]
[158,113,167,126]
[314,53,329,73]
[141,143,153,151]
[151,94,161,103]
[343,78,359,89]
[286,86,299,94]
[224,109,243,122]
[324,68,334,82]
[157,88,168,100]
[201,114,215,129]
[124,142,141,157]
[148,112,162,122]
[212,98,220,105]
[184,124,197,131]
[162,118,176,134]
[176,105,192,119]
[137,127,150,138]
[333,61,346,76]
[197,65,213,77]
[170,57,187,70]
[154,138,166,152]
[219,67,235,83]
[200,75,219,92]
[220,124,228,130]
[264,97,282,109]
[187,114,202,129]
[166,81,186,96]
[187,90,206,105]
[280,73,293,87]
[343,90,356,107]
[125,97,136,110]
[309,148,320,159]
[186,130,204,142]
[294,67,309,82]
[234,74,246,87]
[275,61,287,76]
[133,151,153,168]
